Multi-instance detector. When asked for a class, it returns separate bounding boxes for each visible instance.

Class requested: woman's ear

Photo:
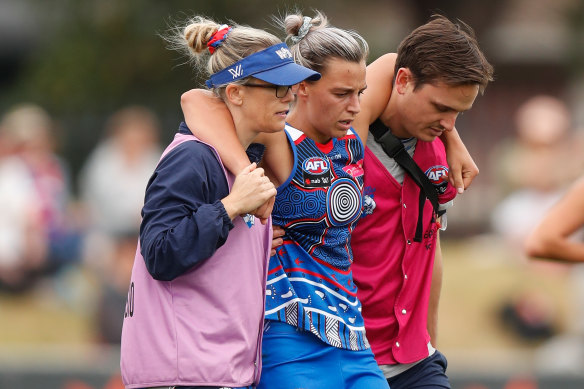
[295,81,309,99]
[224,84,244,106]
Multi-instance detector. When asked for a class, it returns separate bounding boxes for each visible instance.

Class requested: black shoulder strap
[369,119,443,241]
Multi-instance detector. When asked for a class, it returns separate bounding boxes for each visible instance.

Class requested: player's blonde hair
[169,16,281,96]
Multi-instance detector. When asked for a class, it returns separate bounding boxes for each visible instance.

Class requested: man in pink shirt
[351,15,494,388]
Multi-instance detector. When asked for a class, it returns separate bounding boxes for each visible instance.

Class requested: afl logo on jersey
[302,157,332,188]
[425,165,449,194]
[303,157,330,174]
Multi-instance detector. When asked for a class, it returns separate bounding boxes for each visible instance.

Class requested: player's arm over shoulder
[255,130,293,187]
[353,53,397,140]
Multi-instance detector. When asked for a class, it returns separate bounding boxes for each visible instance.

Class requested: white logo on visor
[275,48,292,59]
[228,64,243,79]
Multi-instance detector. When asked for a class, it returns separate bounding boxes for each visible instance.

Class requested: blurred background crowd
[1,0,584,388]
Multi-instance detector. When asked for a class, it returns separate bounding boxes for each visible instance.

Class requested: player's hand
[253,196,275,225]
[441,127,479,193]
[221,163,277,219]
[271,225,285,256]
[448,156,479,194]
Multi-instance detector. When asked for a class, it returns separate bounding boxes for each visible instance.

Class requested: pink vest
[120,133,272,388]
[351,139,456,365]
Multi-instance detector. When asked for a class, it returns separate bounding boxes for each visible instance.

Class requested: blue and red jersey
[266,124,369,351]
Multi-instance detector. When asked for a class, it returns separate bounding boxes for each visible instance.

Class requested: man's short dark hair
[395,14,494,93]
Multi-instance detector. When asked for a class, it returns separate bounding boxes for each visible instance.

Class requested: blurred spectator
[491,95,583,247]
[0,104,80,292]
[0,115,45,291]
[489,95,584,343]
[78,105,161,342]
[79,106,161,239]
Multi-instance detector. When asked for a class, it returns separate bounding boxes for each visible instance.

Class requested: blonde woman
[120,16,319,389]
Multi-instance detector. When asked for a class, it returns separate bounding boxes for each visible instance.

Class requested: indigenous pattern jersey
[266,124,369,351]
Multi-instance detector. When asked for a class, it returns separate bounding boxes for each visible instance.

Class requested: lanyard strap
[369,119,442,242]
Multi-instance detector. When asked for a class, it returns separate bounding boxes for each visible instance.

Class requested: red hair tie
[207,25,232,54]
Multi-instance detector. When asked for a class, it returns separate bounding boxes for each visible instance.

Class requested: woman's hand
[221,163,277,219]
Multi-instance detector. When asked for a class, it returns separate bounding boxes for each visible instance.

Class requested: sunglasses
[243,83,292,98]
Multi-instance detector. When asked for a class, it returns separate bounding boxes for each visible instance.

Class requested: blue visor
[205,43,321,88]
